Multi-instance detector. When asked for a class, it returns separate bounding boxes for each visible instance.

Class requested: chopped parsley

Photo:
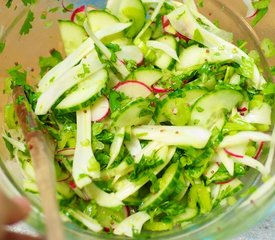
[20,10,34,35]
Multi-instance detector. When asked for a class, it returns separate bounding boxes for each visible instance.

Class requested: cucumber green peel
[3,0,275,238]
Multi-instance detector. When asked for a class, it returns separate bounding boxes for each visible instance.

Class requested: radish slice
[147,40,179,61]
[114,80,153,99]
[116,45,144,66]
[69,180,77,189]
[242,0,258,18]
[175,31,191,42]
[71,5,85,22]
[162,16,176,35]
[216,178,235,185]
[224,148,244,159]
[71,5,96,22]
[90,96,110,122]
[123,206,131,217]
[254,141,265,160]
[242,103,272,125]
[151,84,171,94]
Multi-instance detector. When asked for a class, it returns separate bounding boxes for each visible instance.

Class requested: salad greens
[2,0,275,238]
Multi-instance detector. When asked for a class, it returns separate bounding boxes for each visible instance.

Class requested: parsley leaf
[20,10,34,35]
[22,0,36,6]
[0,42,5,54]
[39,49,63,76]
[5,0,13,8]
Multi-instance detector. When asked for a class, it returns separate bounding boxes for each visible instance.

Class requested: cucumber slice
[140,162,180,210]
[127,67,162,86]
[112,98,153,127]
[190,89,243,130]
[143,221,173,231]
[55,69,108,112]
[58,20,88,55]
[107,0,146,38]
[154,88,207,126]
[87,10,124,43]
[172,208,198,223]
[153,35,178,70]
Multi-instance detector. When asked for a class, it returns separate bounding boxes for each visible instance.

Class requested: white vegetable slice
[219,131,271,148]
[135,141,164,163]
[167,5,265,89]
[132,125,211,149]
[147,40,179,61]
[73,108,100,188]
[35,51,104,115]
[116,45,144,65]
[84,20,129,78]
[2,134,26,152]
[114,146,171,200]
[63,208,103,232]
[243,103,272,125]
[204,162,220,179]
[232,155,268,176]
[38,38,94,92]
[84,182,123,208]
[124,136,142,161]
[95,22,132,39]
[107,127,125,168]
[217,149,234,176]
[113,211,150,237]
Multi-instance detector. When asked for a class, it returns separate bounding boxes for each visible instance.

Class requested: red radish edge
[254,141,265,160]
[124,206,131,217]
[71,5,86,21]
[152,84,172,94]
[91,96,110,122]
[247,9,259,19]
[224,148,244,159]
[238,107,248,112]
[162,16,170,29]
[61,0,73,12]
[68,180,77,189]
[104,227,110,233]
[176,32,190,42]
[216,178,235,185]
[114,80,153,93]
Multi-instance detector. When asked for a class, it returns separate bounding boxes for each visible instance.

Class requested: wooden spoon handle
[12,86,64,240]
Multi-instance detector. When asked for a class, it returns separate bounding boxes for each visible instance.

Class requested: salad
[2,0,275,238]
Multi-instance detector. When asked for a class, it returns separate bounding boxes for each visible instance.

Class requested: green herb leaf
[39,49,63,76]
[22,0,36,6]
[6,0,13,8]
[260,38,275,58]
[20,10,34,35]
[0,42,5,54]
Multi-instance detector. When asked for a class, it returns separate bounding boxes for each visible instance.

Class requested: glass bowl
[0,0,274,239]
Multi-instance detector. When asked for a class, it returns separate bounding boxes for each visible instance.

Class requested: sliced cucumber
[127,67,162,86]
[107,0,146,38]
[172,208,198,223]
[87,10,124,43]
[190,89,243,130]
[55,69,108,112]
[58,20,88,55]
[153,35,178,70]
[140,162,180,210]
[143,221,173,231]
[112,98,153,127]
